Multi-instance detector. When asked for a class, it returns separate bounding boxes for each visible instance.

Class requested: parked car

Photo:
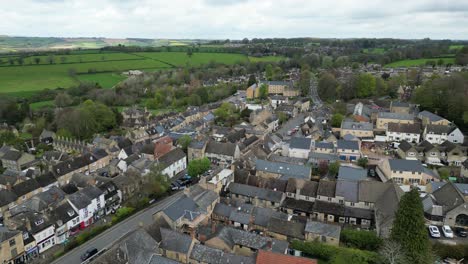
[442,225,454,238]
[429,225,441,238]
[170,182,180,191]
[81,248,98,261]
[455,227,467,237]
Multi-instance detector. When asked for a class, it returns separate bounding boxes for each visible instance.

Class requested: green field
[362,48,385,54]
[449,45,465,51]
[248,56,286,62]
[385,57,455,68]
[30,100,55,109]
[0,51,285,95]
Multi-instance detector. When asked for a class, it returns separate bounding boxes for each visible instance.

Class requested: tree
[34,57,41,65]
[187,48,193,57]
[298,65,312,96]
[54,93,73,107]
[259,83,268,99]
[328,161,340,176]
[318,72,339,101]
[356,73,376,98]
[357,157,368,168]
[247,74,256,87]
[145,165,170,197]
[17,57,24,65]
[455,46,468,66]
[265,64,273,81]
[379,240,406,264]
[177,135,192,152]
[322,56,333,68]
[278,112,288,124]
[331,113,344,128]
[188,157,211,177]
[47,55,54,64]
[391,188,432,264]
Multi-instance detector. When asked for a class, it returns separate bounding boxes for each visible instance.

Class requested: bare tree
[379,240,407,264]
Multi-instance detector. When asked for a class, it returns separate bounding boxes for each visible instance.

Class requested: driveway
[51,191,184,264]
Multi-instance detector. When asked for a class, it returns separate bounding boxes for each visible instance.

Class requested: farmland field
[248,56,286,62]
[30,100,55,109]
[0,51,285,95]
[362,48,385,54]
[384,57,455,68]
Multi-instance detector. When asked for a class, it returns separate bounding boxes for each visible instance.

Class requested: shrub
[111,207,135,224]
[291,240,380,264]
[340,228,382,251]
[433,242,468,260]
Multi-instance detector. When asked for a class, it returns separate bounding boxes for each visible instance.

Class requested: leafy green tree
[265,64,273,81]
[34,57,41,64]
[340,228,382,251]
[259,83,268,99]
[356,73,376,98]
[278,112,288,124]
[145,165,171,197]
[318,72,339,101]
[298,65,312,96]
[391,188,432,264]
[357,157,368,168]
[328,161,340,176]
[188,157,211,177]
[331,113,344,128]
[322,56,333,68]
[177,135,192,152]
[247,74,256,87]
[54,93,73,108]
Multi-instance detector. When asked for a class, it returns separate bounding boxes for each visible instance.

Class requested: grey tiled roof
[387,123,420,134]
[305,220,341,239]
[229,183,284,203]
[337,140,359,151]
[378,112,414,121]
[335,180,359,202]
[0,227,20,243]
[315,141,334,150]
[337,166,367,181]
[418,110,445,122]
[163,195,198,221]
[159,228,193,254]
[341,121,373,131]
[388,159,424,173]
[255,159,311,179]
[425,124,451,134]
[190,244,255,264]
[289,137,312,150]
[317,180,336,197]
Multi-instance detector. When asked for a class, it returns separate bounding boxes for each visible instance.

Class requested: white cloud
[0,0,466,39]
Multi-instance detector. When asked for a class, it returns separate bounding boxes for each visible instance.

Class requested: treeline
[412,72,468,129]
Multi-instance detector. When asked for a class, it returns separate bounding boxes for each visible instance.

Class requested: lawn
[248,55,286,62]
[30,100,55,109]
[362,48,385,54]
[135,52,249,66]
[76,73,127,88]
[385,57,455,67]
[449,45,465,51]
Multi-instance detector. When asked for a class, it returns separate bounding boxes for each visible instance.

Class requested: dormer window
[67,210,75,217]
[35,219,44,226]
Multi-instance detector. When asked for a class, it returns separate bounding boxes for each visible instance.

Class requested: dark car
[81,248,98,261]
[455,227,468,237]
[170,182,180,191]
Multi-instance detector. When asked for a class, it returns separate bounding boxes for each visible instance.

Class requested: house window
[350,202,355,206]
[9,238,16,247]
[305,196,310,201]
[327,197,332,202]
[350,218,357,225]
[364,202,370,207]
[11,248,18,258]
[339,200,344,205]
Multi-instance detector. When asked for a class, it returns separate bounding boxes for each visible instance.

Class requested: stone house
[0,227,25,264]
[304,220,341,246]
[229,183,285,209]
[187,140,206,162]
[377,159,438,185]
[376,112,415,130]
[336,139,361,162]
[386,122,421,143]
[423,124,451,145]
[340,121,374,139]
[1,150,35,172]
[418,110,450,126]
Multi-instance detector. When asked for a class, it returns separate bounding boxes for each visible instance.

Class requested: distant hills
[0,36,210,53]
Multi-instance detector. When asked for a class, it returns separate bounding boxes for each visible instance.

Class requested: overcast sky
[1,0,467,40]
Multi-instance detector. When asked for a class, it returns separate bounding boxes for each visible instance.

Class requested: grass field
[385,57,455,67]
[0,51,285,95]
[449,45,465,51]
[362,48,385,54]
[248,56,286,62]
[30,100,55,109]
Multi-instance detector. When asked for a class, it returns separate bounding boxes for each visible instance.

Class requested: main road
[52,191,184,264]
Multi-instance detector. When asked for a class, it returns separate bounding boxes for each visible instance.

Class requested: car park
[442,225,454,238]
[81,248,98,262]
[428,225,441,238]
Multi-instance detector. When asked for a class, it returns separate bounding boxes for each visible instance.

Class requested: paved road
[52,192,184,264]
[277,113,306,139]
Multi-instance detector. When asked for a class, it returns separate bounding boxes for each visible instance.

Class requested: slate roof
[229,183,284,203]
[189,140,206,150]
[313,200,344,215]
[159,228,193,254]
[426,124,452,134]
[305,220,341,239]
[35,172,57,187]
[337,166,367,181]
[0,189,17,207]
[205,141,237,157]
[398,141,415,152]
[158,148,186,169]
[432,182,465,213]
[337,140,359,151]
[378,112,414,121]
[344,206,374,219]
[52,202,77,224]
[391,101,410,108]
[190,244,255,264]
[387,123,420,134]
[317,180,336,197]
[315,141,334,150]
[341,121,373,131]
[267,217,305,239]
[282,198,315,213]
[358,181,391,203]
[418,110,445,122]
[388,159,424,173]
[335,180,359,202]
[290,137,312,150]
[163,195,198,221]
[0,227,20,243]
[252,206,289,227]
[2,150,22,161]
[12,179,41,197]
[213,202,233,219]
[374,183,404,230]
[255,159,311,180]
